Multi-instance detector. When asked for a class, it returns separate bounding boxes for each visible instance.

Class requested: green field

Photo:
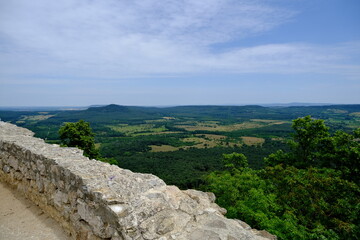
[107,123,167,136]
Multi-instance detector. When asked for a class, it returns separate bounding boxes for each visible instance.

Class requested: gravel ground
[0,181,71,240]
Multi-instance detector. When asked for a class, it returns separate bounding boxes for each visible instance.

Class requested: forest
[204,116,359,239]
[0,104,359,239]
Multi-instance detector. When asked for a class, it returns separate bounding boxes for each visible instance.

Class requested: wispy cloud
[0,0,359,82]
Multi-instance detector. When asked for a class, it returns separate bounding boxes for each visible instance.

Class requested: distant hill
[0,106,87,111]
[86,104,130,112]
[1,103,360,125]
[260,102,335,107]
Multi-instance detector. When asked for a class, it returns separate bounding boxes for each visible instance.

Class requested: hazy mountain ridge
[1,104,360,124]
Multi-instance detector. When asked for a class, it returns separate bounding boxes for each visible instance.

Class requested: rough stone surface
[0,121,277,240]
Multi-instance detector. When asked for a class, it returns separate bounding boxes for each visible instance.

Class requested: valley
[1,104,359,189]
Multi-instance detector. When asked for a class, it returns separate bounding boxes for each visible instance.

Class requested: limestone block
[54,190,70,209]
[8,155,19,170]
[36,159,46,175]
[30,161,37,172]
[2,165,10,173]
[139,209,191,239]
[42,178,53,192]
[14,171,23,180]
[77,199,111,238]
[188,229,221,240]
[109,204,130,218]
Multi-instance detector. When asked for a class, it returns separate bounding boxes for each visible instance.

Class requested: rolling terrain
[1,104,359,188]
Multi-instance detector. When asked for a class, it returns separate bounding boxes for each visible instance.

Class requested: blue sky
[0,0,359,106]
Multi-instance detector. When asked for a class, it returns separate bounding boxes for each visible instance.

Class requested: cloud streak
[0,0,359,83]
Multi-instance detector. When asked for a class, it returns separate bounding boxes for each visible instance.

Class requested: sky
[0,0,359,106]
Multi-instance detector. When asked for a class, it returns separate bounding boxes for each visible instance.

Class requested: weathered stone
[54,190,69,208]
[77,199,109,238]
[235,219,252,230]
[207,220,228,229]
[109,204,129,217]
[252,230,278,240]
[0,121,277,240]
[189,229,221,240]
[227,235,237,240]
[2,165,10,173]
[8,155,19,170]
[156,216,175,235]
[36,159,46,175]
[35,173,44,192]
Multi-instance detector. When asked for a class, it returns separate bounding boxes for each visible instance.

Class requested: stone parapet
[0,121,276,240]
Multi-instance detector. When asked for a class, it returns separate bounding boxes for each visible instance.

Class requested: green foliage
[59,120,99,159]
[290,116,330,166]
[262,165,360,240]
[205,165,360,240]
[98,157,118,165]
[102,141,286,189]
[204,168,307,239]
[205,116,360,240]
[265,116,360,184]
[222,152,248,170]
[99,133,193,156]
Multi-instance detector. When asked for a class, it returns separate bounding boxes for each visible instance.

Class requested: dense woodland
[1,104,359,239]
[205,117,359,239]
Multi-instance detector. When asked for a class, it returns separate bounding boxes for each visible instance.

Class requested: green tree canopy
[59,120,99,159]
[222,152,248,170]
[290,116,329,165]
[204,116,360,239]
[265,115,360,183]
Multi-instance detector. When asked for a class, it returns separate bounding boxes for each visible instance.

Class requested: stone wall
[0,121,276,240]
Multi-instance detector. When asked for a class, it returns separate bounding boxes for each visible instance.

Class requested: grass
[148,134,242,152]
[182,137,218,148]
[145,117,176,123]
[349,112,360,117]
[107,123,167,136]
[271,137,286,142]
[17,114,55,123]
[175,121,261,132]
[150,145,179,152]
[326,109,349,114]
[195,134,226,140]
[174,120,287,132]
[241,136,265,146]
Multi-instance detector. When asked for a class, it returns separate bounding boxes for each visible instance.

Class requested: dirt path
[0,181,71,240]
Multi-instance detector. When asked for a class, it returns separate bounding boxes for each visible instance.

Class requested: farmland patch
[241,136,265,146]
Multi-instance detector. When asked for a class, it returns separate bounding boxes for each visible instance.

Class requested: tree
[265,116,360,183]
[222,152,248,170]
[318,129,360,183]
[205,117,360,239]
[265,115,330,168]
[289,116,329,166]
[262,165,360,240]
[59,120,99,159]
[204,167,307,240]
[205,158,360,240]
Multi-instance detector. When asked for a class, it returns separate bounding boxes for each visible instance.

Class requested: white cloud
[0,0,359,82]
